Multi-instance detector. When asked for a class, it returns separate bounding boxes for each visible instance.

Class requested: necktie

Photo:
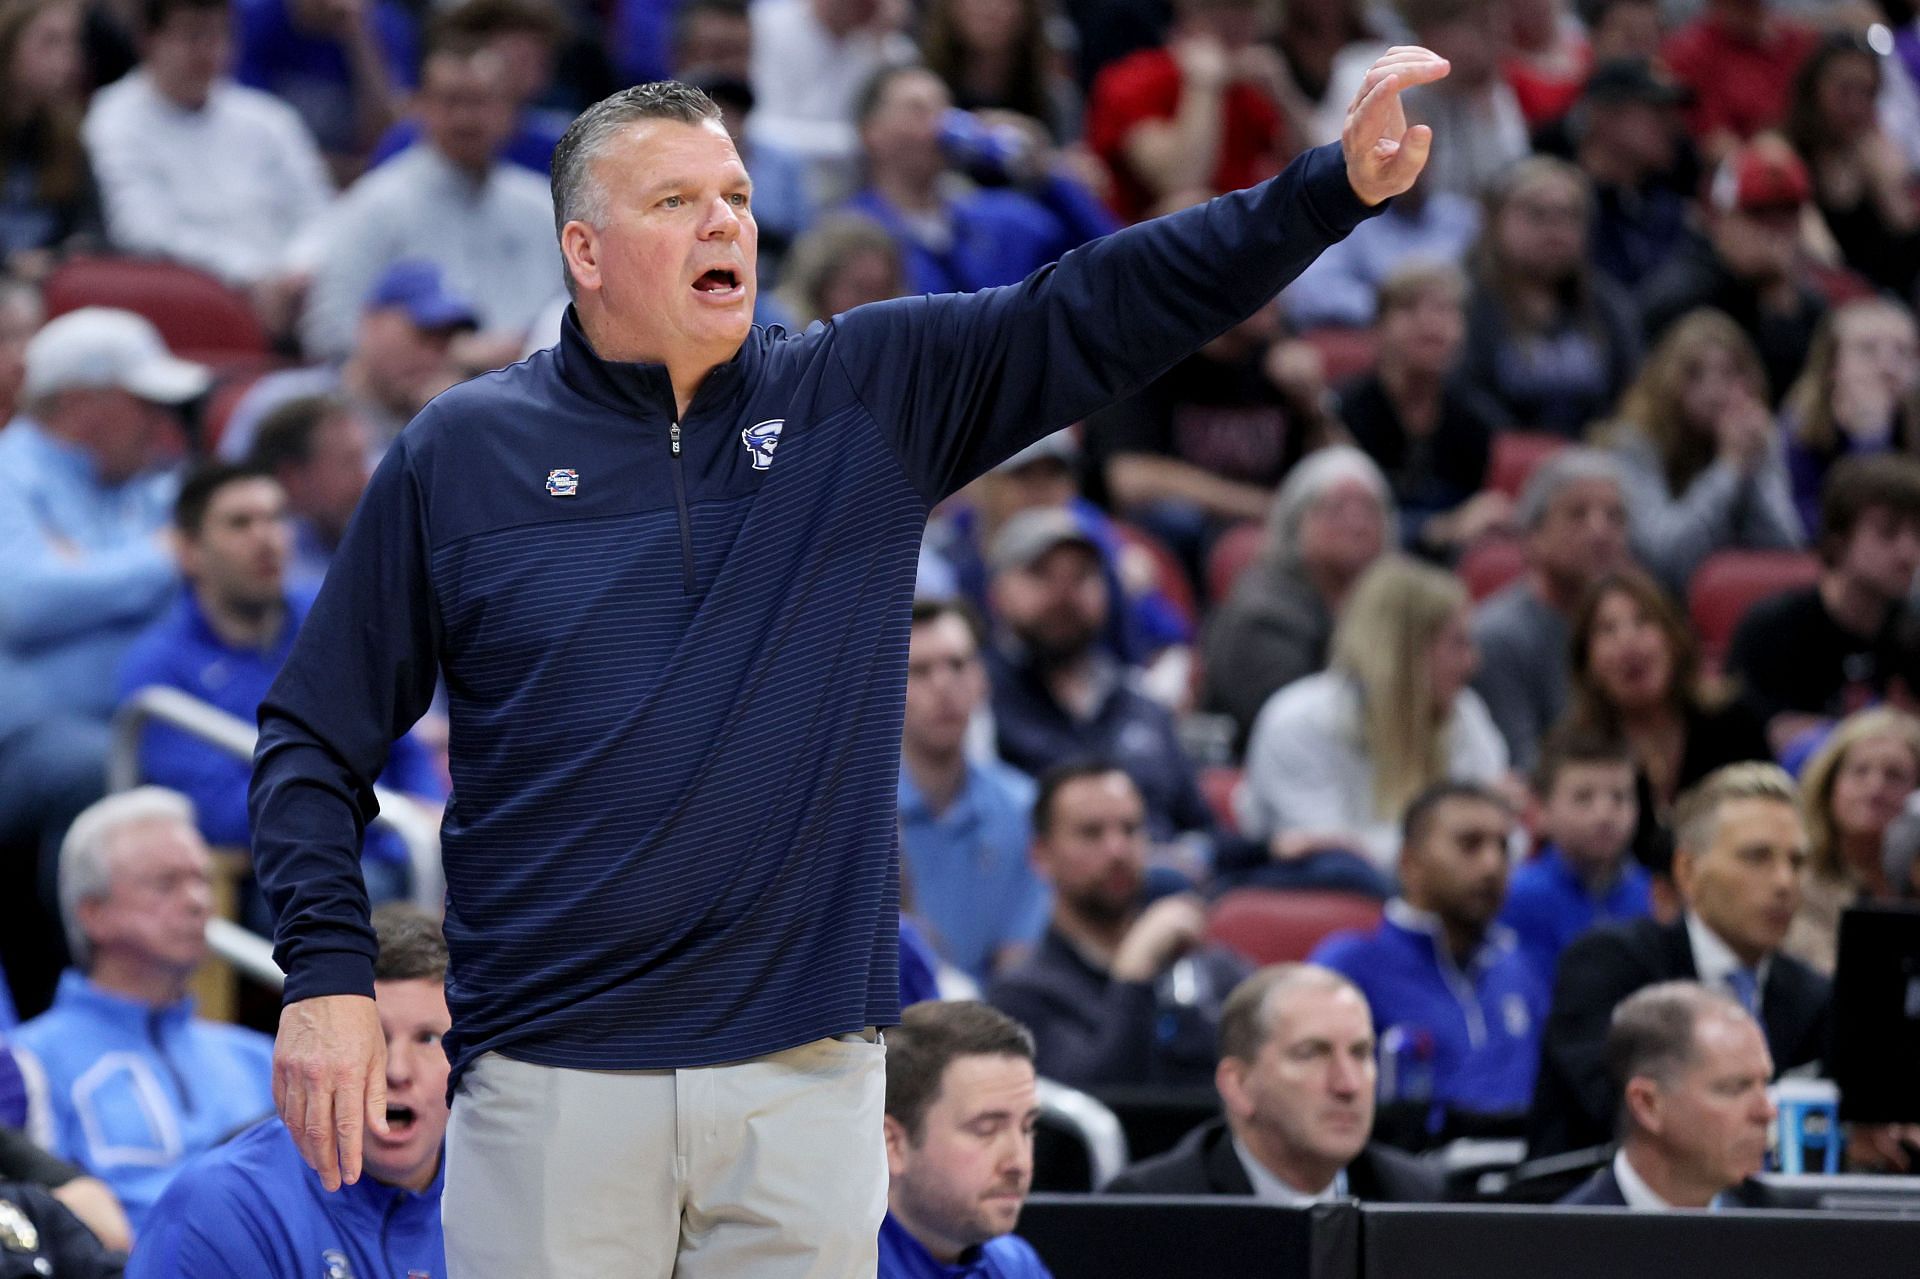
[1726,967,1760,1016]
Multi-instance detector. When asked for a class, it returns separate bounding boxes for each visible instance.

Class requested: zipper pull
[670,422,681,458]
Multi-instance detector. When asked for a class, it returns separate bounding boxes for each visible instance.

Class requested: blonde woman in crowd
[1597,307,1802,594]
[1237,555,1508,873]
[1783,707,1920,974]
[1199,444,1394,749]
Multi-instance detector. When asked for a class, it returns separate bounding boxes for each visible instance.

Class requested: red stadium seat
[1113,521,1196,630]
[1205,888,1384,965]
[1488,431,1571,499]
[44,255,268,361]
[1297,327,1379,384]
[1204,521,1264,605]
[1457,533,1527,602]
[1688,549,1823,667]
[1198,765,1242,834]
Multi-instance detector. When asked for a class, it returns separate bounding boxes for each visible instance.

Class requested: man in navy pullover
[253,52,1449,1277]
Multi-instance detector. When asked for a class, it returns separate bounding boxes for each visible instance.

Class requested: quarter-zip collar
[1382,899,1519,1050]
[52,969,195,1032]
[552,304,757,422]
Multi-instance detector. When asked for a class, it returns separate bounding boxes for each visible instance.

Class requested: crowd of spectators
[1,0,1919,1267]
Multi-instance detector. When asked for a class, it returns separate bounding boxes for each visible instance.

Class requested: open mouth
[692,267,742,296]
[385,1104,417,1135]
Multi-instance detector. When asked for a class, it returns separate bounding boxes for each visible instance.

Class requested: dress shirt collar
[1232,1133,1345,1205]
[1615,1148,1726,1212]
[1684,912,1771,1012]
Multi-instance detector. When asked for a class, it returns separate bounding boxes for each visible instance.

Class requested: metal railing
[1036,1078,1130,1190]
[109,686,445,980]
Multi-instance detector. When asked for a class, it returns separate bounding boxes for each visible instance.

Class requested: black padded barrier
[1016,1196,1359,1279]
[1359,1203,1920,1279]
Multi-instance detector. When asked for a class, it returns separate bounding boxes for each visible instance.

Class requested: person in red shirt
[1084,0,1300,222]
[1662,0,1815,161]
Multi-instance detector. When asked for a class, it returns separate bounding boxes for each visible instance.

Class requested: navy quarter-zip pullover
[250,142,1381,1083]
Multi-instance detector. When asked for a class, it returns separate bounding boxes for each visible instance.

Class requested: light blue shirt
[0,419,179,731]
[898,759,1049,984]
[1279,191,1481,329]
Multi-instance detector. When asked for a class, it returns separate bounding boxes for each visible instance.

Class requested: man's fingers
[334,1077,367,1186]
[306,1083,341,1192]
[1395,123,1434,174]
[281,1071,308,1165]
[365,1063,391,1139]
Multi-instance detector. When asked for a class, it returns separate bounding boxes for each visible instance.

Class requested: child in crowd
[1500,725,1652,984]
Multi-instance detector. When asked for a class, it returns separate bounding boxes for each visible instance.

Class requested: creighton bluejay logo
[321,1249,356,1278]
[742,419,784,471]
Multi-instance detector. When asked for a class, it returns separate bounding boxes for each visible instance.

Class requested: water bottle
[938,109,1032,186]
[1377,1025,1435,1105]
[1769,1078,1843,1174]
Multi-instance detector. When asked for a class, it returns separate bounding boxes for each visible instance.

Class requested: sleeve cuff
[281,948,377,1005]
[1294,142,1385,237]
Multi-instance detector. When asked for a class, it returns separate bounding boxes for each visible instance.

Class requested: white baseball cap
[23,307,212,405]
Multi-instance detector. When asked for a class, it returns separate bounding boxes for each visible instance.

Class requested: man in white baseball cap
[0,305,211,999]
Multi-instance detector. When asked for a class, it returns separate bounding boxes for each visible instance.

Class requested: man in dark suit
[1560,982,1774,1209]
[1105,964,1443,1202]
[1530,763,1828,1159]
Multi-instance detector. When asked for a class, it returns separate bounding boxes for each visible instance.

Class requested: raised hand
[1341,46,1450,206]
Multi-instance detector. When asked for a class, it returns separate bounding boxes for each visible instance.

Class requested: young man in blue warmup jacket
[130,906,450,1279]
[253,49,1450,1277]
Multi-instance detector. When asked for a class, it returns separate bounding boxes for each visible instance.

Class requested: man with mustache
[1106,963,1444,1202]
[1312,781,1548,1146]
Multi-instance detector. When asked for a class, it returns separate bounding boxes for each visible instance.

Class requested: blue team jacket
[249,142,1379,1082]
[129,1117,444,1279]
[879,1212,1053,1279]
[10,973,275,1231]
[1312,900,1550,1118]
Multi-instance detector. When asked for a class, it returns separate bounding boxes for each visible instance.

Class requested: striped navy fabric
[249,142,1379,1080]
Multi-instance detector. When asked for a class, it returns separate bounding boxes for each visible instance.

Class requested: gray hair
[1261,445,1396,568]
[1218,963,1369,1064]
[1515,447,1623,531]
[1607,981,1754,1130]
[59,787,197,970]
[550,81,725,296]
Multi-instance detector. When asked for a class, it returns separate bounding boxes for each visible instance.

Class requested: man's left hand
[1341,46,1449,206]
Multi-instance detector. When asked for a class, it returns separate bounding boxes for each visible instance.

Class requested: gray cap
[994,429,1080,475]
[24,307,211,405]
[988,507,1100,576]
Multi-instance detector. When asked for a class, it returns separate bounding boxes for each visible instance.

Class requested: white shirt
[1236,671,1510,872]
[746,0,914,202]
[1233,1134,1346,1206]
[297,146,563,360]
[1614,1148,1728,1212]
[82,71,334,286]
[1685,913,1772,1015]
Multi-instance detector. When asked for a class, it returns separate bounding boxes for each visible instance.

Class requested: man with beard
[1106,964,1444,1202]
[984,510,1215,849]
[1312,781,1547,1146]
[880,1001,1051,1279]
[987,765,1250,1088]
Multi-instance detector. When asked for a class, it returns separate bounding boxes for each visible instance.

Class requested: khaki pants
[442,1033,888,1278]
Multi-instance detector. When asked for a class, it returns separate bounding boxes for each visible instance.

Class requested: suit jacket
[1558,1165,1629,1207]
[1527,918,1831,1158]
[1103,1117,1446,1202]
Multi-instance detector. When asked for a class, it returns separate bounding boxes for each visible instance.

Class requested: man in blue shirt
[12,789,275,1231]
[132,904,450,1278]
[1501,726,1652,986]
[899,599,1049,983]
[254,58,1448,1276]
[0,308,208,1012]
[881,1001,1052,1279]
[233,0,417,167]
[845,65,1116,297]
[1313,781,1548,1144]
[117,463,445,904]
